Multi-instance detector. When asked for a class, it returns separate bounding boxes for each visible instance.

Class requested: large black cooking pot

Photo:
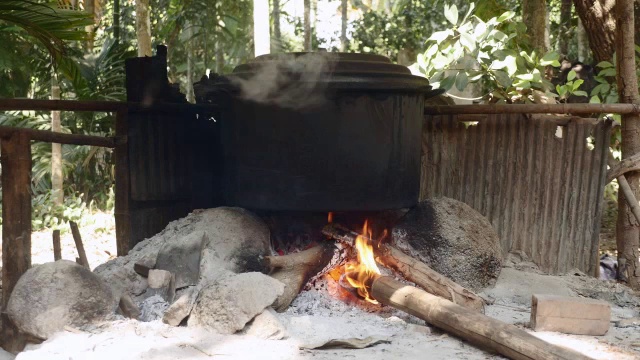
[194,52,441,211]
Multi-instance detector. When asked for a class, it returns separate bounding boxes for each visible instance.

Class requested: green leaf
[589,96,601,104]
[599,68,616,77]
[473,21,487,39]
[520,51,535,65]
[567,70,577,81]
[425,44,438,59]
[490,30,508,42]
[428,30,454,42]
[591,83,610,95]
[540,51,560,66]
[556,85,567,97]
[573,90,588,97]
[492,70,512,88]
[496,11,516,23]
[596,61,614,69]
[460,32,476,52]
[439,73,457,90]
[444,4,459,25]
[455,72,469,91]
[572,79,584,91]
[517,73,534,81]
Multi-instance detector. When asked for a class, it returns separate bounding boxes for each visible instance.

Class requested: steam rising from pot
[231,52,337,109]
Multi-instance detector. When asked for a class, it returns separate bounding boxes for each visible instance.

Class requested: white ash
[139,295,170,322]
[289,276,426,326]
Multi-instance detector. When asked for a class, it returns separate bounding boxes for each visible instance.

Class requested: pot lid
[228,52,437,93]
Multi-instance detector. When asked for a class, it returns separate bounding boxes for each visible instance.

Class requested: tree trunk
[215,38,224,74]
[558,0,572,57]
[304,0,311,51]
[576,18,589,61]
[616,0,640,290]
[114,0,120,44]
[271,0,281,52]
[312,0,317,44]
[186,22,194,103]
[522,0,549,55]
[572,0,616,63]
[51,75,63,206]
[340,0,348,52]
[635,0,640,47]
[253,0,271,56]
[136,0,152,57]
[85,0,95,51]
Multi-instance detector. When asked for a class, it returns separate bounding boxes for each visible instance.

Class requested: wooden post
[114,109,131,256]
[0,131,32,352]
[53,230,61,261]
[371,276,594,360]
[615,0,640,289]
[69,221,90,269]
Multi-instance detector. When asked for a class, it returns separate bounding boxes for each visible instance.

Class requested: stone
[7,260,117,339]
[188,272,284,334]
[531,294,611,335]
[243,307,288,340]
[162,286,199,326]
[198,208,272,285]
[155,231,205,288]
[146,269,176,303]
[94,208,271,303]
[393,197,503,291]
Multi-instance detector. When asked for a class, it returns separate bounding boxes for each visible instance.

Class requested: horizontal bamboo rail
[0,125,116,148]
[1,99,638,116]
[424,103,640,115]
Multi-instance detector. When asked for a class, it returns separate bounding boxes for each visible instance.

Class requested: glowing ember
[344,220,381,304]
[328,212,334,223]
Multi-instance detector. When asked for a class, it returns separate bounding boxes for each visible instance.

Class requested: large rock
[392,197,502,291]
[7,260,117,339]
[188,272,284,334]
[155,231,204,289]
[198,207,272,285]
[94,207,272,301]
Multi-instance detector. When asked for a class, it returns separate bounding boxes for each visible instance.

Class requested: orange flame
[328,212,334,223]
[344,220,381,304]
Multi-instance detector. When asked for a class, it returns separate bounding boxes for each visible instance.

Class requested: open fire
[343,220,381,304]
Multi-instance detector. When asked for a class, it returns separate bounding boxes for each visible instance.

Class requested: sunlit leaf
[444,4,459,25]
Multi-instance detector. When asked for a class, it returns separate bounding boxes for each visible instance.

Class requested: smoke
[231,52,338,110]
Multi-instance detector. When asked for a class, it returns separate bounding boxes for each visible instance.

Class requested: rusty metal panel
[421,114,611,275]
[128,112,192,202]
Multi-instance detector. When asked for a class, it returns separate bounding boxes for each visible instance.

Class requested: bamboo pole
[371,276,594,360]
[0,125,115,148]
[608,154,640,226]
[69,221,90,270]
[424,103,640,115]
[53,230,62,261]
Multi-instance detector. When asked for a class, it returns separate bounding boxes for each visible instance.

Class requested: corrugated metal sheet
[421,114,612,275]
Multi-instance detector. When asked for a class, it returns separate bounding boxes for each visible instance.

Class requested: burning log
[370,276,594,360]
[265,244,335,311]
[322,223,485,311]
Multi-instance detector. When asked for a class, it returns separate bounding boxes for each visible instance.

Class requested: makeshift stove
[6,53,633,360]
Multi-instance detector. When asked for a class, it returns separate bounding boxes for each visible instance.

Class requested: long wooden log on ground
[0,132,32,352]
[322,223,485,311]
[265,244,335,312]
[371,276,594,360]
[377,244,485,311]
